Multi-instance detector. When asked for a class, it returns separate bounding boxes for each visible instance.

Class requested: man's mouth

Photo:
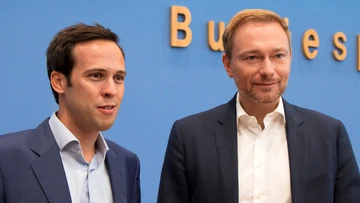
[99,106,114,109]
[256,83,276,85]
[97,105,116,115]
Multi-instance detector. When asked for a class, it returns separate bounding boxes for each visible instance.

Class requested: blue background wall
[1,0,359,202]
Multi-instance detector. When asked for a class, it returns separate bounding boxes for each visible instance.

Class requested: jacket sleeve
[334,120,360,202]
[132,154,141,203]
[157,121,189,203]
[0,167,3,203]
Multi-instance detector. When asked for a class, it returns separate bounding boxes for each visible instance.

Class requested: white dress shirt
[48,112,113,203]
[236,92,292,203]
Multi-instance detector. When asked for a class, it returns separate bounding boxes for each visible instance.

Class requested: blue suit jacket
[157,93,360,203]
[0,118,141,203]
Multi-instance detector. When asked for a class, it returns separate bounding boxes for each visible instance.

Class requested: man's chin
[97,122,115,132]
[250,93,281,104]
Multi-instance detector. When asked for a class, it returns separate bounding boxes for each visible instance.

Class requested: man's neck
[239,96,280,129]
[56,111,98,163]
[77,135,98,163]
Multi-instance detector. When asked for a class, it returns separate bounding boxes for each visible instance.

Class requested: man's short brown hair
[222,9,291,59]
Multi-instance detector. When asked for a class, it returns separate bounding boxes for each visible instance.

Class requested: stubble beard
[234,77,287,104]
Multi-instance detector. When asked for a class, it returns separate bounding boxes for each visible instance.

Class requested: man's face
[60,39,126,133]
[223,22,291,104]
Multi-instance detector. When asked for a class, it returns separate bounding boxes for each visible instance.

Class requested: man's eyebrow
[84,68,127,75]
[237,49,261,57]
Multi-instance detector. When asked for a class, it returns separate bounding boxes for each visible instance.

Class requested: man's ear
[50,71,67,94]
[222,53,234,78]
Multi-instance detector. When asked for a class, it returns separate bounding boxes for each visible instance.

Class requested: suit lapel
[106,150,127,203]
[214,94,238,203]
[283,100,308,203]
[30,119,72,203]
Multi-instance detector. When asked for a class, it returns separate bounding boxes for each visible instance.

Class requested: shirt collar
[48,112,109,157]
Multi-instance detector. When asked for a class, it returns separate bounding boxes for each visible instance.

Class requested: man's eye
[89,73,103,79]
[247,56,256,60]
[275,54,285,58]
[114,75,125,82]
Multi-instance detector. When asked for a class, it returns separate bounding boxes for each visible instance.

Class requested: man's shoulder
[0,128,36,149]
[105,139,140,171]
[105,139,139,161]
[177,102,229,125]
[170,100,234,135]
[0,118,50,149]
[0,129,39,166]
[286,101,341,125]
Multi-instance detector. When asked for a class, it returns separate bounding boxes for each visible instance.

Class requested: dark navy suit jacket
[157,94,360,203]
[0,118,141,203]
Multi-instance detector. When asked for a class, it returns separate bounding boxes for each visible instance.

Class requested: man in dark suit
[157,9,360,203]
[0,23,141,203]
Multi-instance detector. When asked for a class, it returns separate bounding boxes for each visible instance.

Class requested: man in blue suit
[0,23,140,203]
[157,9,360,203]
